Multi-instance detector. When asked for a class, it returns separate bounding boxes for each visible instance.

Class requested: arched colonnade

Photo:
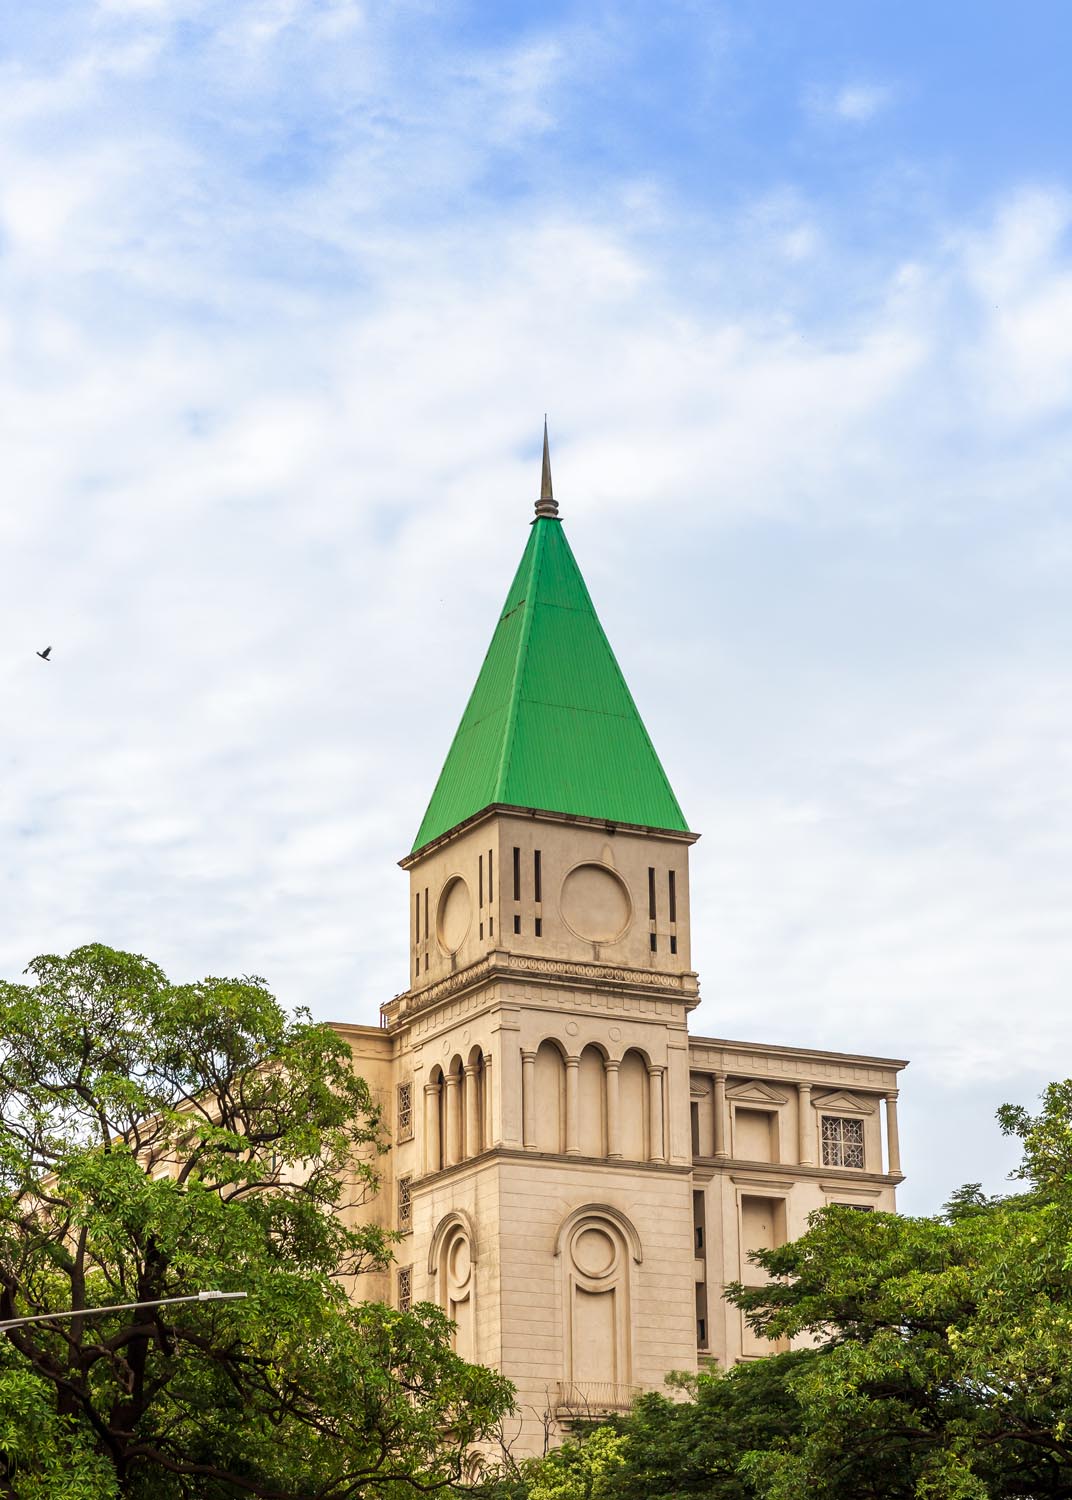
[522,1042,666,1163]
[424,1047,489,1174]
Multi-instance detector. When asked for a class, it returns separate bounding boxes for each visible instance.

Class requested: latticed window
[397,1175,412,1232]
[398,1265,412,1312]
[397,1081,413,1142]
[821,1116,865,1169]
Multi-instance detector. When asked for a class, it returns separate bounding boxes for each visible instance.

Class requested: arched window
[618,1050,649,1161]
[429,1212,477,1362]
[534,1040,565,1153]
[555,1206,641,1408]
[578,1045,606,1157]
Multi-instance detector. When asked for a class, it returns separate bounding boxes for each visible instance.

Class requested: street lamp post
[0,1290,246,1332]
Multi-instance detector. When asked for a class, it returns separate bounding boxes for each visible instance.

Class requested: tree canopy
[0,943,513,1499]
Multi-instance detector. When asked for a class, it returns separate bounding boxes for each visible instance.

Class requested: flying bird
[36,647,52,662]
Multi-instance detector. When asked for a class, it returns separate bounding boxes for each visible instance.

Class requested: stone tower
[388,428,700,1436]
[335,429,906,1454]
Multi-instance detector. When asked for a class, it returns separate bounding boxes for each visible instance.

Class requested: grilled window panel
[820,1115,865,1169]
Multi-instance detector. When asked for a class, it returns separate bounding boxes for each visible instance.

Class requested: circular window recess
[572,1225,617,1278]
[559,863,632,944]
[436,877,472,954]
[448,1234,472,1287]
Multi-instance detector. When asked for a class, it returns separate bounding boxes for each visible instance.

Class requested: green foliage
[523,1426,628,1500]
[728,1082,1072,1499]
[0,944,513,1498]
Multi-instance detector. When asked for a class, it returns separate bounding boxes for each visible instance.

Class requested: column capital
[463,1062,479,1078]
[520,1048,537,1063]
[647,1062,666,1079]
[604,1058,621,1073]
[423,1080,441,1097]
[885,1088,899,1101]
[565,1054,581,1070]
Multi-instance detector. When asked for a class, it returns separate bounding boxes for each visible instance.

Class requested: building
[336,429,906,1452]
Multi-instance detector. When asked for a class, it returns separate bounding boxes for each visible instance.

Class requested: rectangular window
[670,935,678,955]
[489,917,493,936]
[833,1202,874,1211]
[513,914,521,935]
[649,932,657,953]
[534,849,542,903]
[534,917,542,938]
[398,1265,412,1312]
[397,1175,412,1232]
[397,1082,413,1142]
[695,1281,709,1349]
[821,1116,865,1170]
[668,870,677,923]
[648,866,656,920]
[479,854,484,908]
[512,846,521,902]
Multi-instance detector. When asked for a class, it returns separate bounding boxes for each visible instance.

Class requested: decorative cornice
[382,950,700,1027]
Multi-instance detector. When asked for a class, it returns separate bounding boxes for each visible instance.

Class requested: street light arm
[0,1291,246,1332]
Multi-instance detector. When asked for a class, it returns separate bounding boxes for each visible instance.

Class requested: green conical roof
[412,509,689,853]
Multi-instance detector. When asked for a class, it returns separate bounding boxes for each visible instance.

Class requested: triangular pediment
[725,1079,789,1106]
[811,1089,876,1116]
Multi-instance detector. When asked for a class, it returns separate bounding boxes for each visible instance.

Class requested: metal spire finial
[534,416,559,518]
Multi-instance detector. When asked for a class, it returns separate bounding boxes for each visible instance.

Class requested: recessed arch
[578,1044,607,1157]
[534,1038,566,1153]
[619,1049,650,1161]
[428,1209,479,1276]
[553,1204,643,1264]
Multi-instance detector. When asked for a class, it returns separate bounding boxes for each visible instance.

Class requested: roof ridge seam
[492,527,542,801]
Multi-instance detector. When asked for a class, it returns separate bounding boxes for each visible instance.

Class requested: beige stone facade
[332,804,906,1453]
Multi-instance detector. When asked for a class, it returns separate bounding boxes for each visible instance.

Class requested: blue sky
[2,0,1072,1213]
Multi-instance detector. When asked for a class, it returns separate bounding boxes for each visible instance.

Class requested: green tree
[730,1081,1072,1499]
[0,944,513,1499]
[476,1357,807,1500]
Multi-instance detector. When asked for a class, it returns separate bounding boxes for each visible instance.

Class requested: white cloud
[807,80,895,124]
[0,6,1070,1217]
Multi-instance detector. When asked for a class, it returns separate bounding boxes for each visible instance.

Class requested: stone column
[648,1065,666,1162]
[797,1083,814,1166]
[482,1053,493,1149]
[424,1081,441,1175]
[605,1060,622,1159]
[444,1072,462,1168]
[713,1072,729,1159]
[565,1056,581,1154]
[885,1091,902,1175]
[464,1064,481,1159]
[521,1050,537,1151]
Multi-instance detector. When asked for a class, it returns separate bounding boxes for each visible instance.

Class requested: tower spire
[534,416,559,519]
